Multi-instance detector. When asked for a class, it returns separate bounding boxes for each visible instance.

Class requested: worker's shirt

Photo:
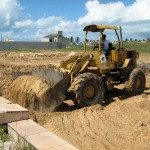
[101,40,110,50]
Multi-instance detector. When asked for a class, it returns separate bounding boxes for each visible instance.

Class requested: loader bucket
[32,68,64,86]
[8,68,70,112]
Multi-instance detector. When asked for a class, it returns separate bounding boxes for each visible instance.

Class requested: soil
[0,51,150,150]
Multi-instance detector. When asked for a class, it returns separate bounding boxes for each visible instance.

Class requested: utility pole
[1,34,2,41]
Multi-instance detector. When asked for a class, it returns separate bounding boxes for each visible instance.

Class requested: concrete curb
[8,119,78,150]
[0,97,78,150]
[0,104,29,124]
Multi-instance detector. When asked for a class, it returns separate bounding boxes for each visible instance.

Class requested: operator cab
[82,24,127,70]
[83,24,120,53]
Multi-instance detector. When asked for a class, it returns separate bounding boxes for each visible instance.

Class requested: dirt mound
[7,75,62,112]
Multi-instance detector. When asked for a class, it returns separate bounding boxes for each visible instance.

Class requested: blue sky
[19,0,88,21]
[0,0,150,41]
[19,0,135,20]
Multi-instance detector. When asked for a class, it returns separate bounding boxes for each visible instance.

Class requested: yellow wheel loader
[8,24,146,112]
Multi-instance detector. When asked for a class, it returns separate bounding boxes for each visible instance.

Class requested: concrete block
[0,97,12,104]
[49,144,78,150]
[8,119,47,138]
[0,104,28,112]
[8,122,34,149]
[26,131,67,149]
[8,119,78,150]
[0,104,29,124]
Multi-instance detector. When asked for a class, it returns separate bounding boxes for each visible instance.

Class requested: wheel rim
[135,76,142,89]
[83,84,95,100]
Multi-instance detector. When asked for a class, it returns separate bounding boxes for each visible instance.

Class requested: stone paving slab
[8,119,78,150]
[0,104,29,124]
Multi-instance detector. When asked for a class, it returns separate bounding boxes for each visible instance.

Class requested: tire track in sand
[36,89,150,150]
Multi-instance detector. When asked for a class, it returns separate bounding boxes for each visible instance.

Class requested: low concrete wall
[0,41,67,50]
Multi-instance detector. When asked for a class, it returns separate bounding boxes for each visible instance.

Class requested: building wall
[41,37,69,46]
[41,38,50,42]
[0,41,67,50]
[58,37,69,46]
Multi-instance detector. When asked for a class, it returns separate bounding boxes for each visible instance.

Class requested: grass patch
[0,127,10,149]
[0,42,150,53]
[63,45,84,51]
[0,128,10,143]
[122,42,150,53]
[0,127,34,150]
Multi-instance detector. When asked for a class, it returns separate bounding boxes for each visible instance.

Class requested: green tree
[134,39,137,42]
[125,38,128,42]
[75,37,80,43]
[129,38,133,42]
[70,37,74,43]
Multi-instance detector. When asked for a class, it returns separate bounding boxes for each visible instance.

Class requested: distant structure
[41,31,69,46]
[5,38,14,42]
[0,31,70,50]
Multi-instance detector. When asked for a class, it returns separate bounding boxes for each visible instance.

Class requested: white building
[41,31,69,46]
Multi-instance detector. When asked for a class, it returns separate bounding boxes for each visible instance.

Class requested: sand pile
[7,75,62,112]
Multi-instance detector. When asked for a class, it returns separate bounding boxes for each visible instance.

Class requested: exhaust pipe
[119,26,123,49]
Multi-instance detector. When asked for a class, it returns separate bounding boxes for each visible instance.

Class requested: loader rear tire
[125,68,146,96]
[69,73,105,107]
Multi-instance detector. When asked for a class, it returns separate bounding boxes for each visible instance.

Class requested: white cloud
[125,0,150,21]
[78,1,125,24]
[0,0,150,41]
[0,0,22,30]
[13,16,75,40]
[77,0,150,40]
[78,0,150,24]
[14,20,34,28]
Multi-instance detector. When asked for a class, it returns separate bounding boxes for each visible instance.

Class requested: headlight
[89,54,93,59]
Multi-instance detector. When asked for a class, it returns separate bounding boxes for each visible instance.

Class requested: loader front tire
[69,73,105,107]
[125,68,146,96]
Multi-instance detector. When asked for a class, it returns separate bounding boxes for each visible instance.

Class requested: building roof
[43,34,63,38]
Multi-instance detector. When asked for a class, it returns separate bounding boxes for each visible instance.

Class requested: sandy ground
[0,51,150,150]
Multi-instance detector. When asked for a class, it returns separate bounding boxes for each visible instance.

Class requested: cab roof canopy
[83,24,118,32]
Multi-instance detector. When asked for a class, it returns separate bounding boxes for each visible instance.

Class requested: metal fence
[0,41,67,50]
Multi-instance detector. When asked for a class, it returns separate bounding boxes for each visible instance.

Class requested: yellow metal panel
[122,59,131,67]
[83,50,110,72]
[83,24,118,32]
[111,50,118,62]
[59,55,79,70]
[108,62,116,69]
[117,50,127,66]
[111,50,127,66]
